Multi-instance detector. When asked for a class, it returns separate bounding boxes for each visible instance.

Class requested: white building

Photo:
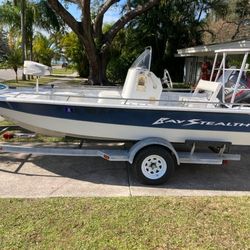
[177,39,250,84]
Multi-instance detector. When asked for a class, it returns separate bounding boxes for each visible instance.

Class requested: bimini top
[215,48,250,54]
[177,39,250,57]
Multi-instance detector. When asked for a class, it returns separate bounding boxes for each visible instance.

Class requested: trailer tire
[134,146,175,185]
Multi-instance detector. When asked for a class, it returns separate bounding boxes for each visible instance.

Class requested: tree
[20,0,27,80]
[0,2,20,43]
[27,0,64,61]
[59,32,89,77]
[0,29,8,62]
[204,0,250,43]
[47,0,161,85]
[0,1,26,80]
[228,0,250,40]
[0,0,63,68]
[108,0,227,82]
[33,33,55,66]
[3,46,22,82]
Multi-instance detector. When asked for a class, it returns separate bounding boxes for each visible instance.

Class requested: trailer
[0,126,240,185]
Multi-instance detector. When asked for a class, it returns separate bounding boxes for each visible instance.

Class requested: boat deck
[0,88,216,107]
[1,87,250,112]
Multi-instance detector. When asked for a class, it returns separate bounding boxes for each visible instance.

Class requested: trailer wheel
[134,146,175,185]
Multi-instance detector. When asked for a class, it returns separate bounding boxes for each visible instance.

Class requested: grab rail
[7,88,250,108]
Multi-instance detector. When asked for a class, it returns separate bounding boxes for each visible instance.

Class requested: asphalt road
[0,69,23,81]
[0,145,249,198]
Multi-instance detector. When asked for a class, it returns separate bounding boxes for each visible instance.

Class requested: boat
[0,84,8,121]
[0,47,250,145]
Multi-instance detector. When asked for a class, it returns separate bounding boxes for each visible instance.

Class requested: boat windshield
[130,47,152,70]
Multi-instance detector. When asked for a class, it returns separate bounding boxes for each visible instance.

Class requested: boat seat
[121,69,163,105]
[97,90,122,104]
[180,79,222,108]
[98,69,163,106]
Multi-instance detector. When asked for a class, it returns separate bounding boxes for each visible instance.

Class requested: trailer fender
[128,137,180,165]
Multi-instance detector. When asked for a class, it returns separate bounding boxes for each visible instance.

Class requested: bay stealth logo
[153,117,250,127]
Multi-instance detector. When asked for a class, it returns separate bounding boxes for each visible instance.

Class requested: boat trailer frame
[0,126,240,165]
[0,125,241,184]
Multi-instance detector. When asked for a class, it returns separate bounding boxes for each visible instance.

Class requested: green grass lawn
[3,77,54,88]
[0,197,249,249]
[0,126,73,143]
[0,120,77,143]
[0,120,14,126]
[2,76,81,87]
[52,68,76,75]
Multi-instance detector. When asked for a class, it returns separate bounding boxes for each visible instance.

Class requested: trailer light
[222,160,229,166]
[3,132,14,140]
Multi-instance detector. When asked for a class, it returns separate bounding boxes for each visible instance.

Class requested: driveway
[0,145,249,197]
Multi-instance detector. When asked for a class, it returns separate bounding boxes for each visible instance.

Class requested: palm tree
[0,0,63,76]
[4,46,22,82]
[0,0,27,79]
[0,29,8,62]
[21,0,27,80]
[33,33,55,66]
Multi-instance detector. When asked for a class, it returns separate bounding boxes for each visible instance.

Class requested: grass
[0,120,76,143]
[2,76,81,88]
[2,77,54,88]
[52,68,76,75]
[0,120,14,126]
[172,82,192,89]
[0,124,74,143]
[0,132,249,249]
[0,133,73,143]
[0,197,249,249]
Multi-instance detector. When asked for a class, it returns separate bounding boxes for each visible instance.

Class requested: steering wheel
[162,69,173,88]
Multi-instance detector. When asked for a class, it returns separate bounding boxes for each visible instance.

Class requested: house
[176,39,250,84]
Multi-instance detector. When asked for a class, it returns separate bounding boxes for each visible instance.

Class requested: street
[0,68,23,81]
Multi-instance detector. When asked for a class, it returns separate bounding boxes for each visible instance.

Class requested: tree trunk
[100,49,109,84]
[85,48,99,85]
[28,33,33,80]
[21,0,27,81]
[82,37,109,85]
[29,34,33,61]
[87,51,109,85]
[47,0,160,85]
[14,68,18,83]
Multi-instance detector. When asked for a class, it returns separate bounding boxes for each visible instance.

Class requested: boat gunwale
[1,90,250,114]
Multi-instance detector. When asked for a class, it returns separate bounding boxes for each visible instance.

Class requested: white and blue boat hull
[0,100,250,145]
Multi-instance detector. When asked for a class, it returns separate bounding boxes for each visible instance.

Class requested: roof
[177,39,250,57]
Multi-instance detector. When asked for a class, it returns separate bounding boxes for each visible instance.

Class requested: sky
[0,0,122,24]
[66,2,121,23]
